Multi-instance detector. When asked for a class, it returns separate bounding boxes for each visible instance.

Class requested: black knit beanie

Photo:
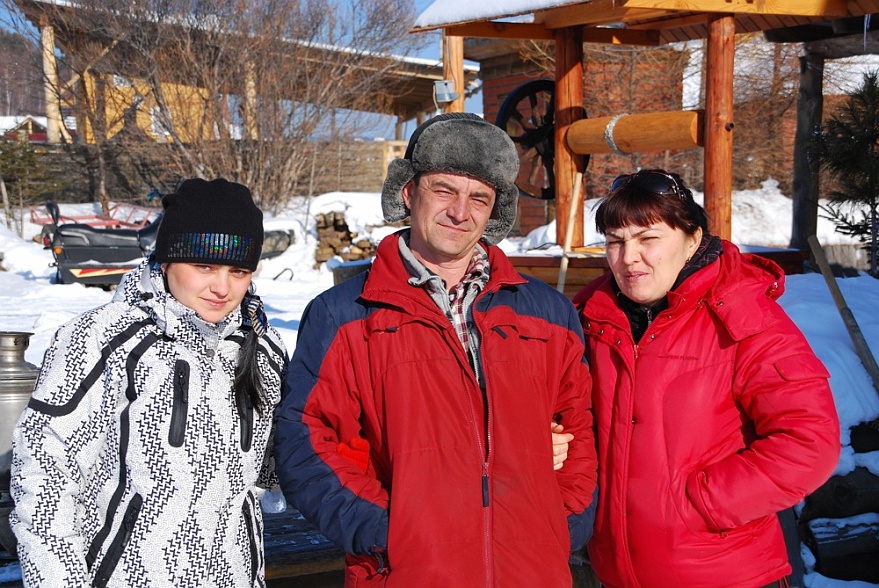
[154,178,264,271]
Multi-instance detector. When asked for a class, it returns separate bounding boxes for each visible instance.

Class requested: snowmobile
[43,201,163,288]
[42,202,296,288]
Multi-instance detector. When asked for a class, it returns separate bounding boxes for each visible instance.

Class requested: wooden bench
[263,509,345,585]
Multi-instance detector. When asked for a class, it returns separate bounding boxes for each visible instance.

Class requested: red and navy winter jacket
[275,232,598,586]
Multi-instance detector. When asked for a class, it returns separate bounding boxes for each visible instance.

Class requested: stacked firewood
[799,421,879,583]
[313,211,375,267]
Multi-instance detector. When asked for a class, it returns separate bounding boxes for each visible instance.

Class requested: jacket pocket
[242,494,261,586]
[168,360,190,447]
[239,391,254,452]
[92,493,143,588]
[773,352,831,381]
[670,470,710,535]
[490,321,551,343]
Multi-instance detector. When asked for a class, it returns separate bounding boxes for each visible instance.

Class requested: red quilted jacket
[276,233,598,587]
[574,241,839,588]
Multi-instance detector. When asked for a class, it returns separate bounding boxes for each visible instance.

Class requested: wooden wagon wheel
[495,79,589,201]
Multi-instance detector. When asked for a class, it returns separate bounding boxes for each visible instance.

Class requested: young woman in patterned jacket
[11,178,287,587]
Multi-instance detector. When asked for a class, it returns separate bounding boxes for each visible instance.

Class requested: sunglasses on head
[610,169,686,200]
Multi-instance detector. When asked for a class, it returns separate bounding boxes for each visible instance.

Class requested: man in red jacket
[275,113,598,586]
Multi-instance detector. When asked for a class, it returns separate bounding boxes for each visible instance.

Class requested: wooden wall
[17,139,406,209]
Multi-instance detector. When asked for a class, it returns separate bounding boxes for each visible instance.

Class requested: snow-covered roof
[0,115,77,133]
[415,0,581,30]
[413,0,879,50]
[0,116,47,133]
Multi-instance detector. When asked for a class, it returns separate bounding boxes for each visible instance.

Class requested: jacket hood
[712,242,785,301]
[577,241,786,342]
[113,256,244,343]
[704,242,785,340]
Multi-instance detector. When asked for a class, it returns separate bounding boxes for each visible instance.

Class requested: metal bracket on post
[433,80,459,104]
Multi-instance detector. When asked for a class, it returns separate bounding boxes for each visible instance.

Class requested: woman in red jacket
[574,169,840,588]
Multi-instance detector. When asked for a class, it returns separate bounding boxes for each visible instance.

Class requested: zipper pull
[482,464,489,507]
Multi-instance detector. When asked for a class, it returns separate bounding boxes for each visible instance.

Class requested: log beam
[703,14,735,240]
[624,0,848,17]
[446,22,554,40]
[554,27,586,248]
[804,28,879,59]
[567,110,703,155]
[445,22,660,46]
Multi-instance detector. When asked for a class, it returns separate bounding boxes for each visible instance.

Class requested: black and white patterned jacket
[11,258,287,587]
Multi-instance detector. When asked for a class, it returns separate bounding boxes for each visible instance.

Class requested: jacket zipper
[242,494,262,587]
[92,493,143,588]
[168,360,189,447]
[590,315,642,584]
[474,321,493,586]
[239,388,254,452]
[447,310,493,583]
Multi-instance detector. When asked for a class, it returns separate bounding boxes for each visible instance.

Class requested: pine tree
[811,70,879,277]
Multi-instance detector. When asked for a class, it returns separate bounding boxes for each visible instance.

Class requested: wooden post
[40,19,63,144]
[703,15,735,241]
[442,32,465,113]
[554,26,585,248]
[791,53,824,252]
[557,172,583,293]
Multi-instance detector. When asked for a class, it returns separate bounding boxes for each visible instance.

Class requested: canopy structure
[414,0,879,248]
[16,0,479,143]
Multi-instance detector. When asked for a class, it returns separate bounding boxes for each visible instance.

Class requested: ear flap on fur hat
[381,113,519,245]
[381,158,416,224]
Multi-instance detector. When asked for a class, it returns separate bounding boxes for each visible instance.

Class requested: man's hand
[551,422,573,470]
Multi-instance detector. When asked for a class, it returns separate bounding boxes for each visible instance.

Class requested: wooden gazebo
[412,0,879,251]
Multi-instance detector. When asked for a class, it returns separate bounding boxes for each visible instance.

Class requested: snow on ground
[1,182,878,586]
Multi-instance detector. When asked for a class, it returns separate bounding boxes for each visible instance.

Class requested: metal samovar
[0,331,39,556]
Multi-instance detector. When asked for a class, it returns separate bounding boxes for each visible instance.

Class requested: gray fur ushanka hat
[381,112,520,245]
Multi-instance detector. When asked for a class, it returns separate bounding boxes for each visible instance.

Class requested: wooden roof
[413,0,879,47]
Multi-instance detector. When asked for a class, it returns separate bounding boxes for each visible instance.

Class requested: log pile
[313,211,375,268]
[799,421,879,583]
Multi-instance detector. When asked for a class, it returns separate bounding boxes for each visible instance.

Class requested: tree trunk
[871,200,877,277]
[0,173,11,231]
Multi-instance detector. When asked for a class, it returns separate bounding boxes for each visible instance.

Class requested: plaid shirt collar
[399,230,490,295]
[449,250,489,299]
[398,231,490,386]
